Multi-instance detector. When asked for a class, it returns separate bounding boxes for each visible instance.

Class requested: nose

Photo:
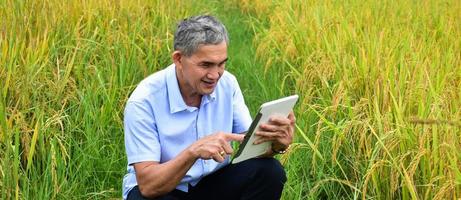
[206,67,222,80]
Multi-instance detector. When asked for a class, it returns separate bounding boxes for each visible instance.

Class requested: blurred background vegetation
[0,0,460,199]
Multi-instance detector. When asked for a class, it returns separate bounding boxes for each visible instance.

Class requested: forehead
[188,42,228,63]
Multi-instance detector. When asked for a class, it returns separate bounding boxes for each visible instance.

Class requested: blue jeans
[127,158,287,200]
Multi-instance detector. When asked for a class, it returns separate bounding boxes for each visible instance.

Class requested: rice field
[1,0,460,199]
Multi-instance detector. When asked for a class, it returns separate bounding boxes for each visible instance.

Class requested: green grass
[231,0,461,199]
[1,0,460,199]
[0,0,195,199]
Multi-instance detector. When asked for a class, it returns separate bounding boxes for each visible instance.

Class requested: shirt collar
[202,89,217,105]
[166,64,217,114]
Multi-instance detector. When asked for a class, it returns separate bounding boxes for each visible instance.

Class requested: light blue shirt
[122,64,252,199]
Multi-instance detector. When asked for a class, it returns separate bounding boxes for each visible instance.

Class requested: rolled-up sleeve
[124,101,161,165]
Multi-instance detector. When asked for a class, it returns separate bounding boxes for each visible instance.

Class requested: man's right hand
[133,132,244,198]
[187,132,244,163]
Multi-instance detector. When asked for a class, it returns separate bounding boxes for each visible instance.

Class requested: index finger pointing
[223,133,245,142]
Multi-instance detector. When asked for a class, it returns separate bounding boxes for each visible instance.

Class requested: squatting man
[122,15,296,200]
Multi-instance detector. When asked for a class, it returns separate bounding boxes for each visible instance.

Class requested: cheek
[197,70,208,80]
[193,71,206,83]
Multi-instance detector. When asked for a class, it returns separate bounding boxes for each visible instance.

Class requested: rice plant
[1,0,460,199]
[231,0,461,199]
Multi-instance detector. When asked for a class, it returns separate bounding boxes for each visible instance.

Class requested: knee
[246,158,287,184]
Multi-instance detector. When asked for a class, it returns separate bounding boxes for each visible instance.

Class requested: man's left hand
[254,111,296,155]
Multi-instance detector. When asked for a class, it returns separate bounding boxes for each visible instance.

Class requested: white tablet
[232,95,299,164]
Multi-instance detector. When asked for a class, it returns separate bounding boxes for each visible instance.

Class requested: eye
[199,62,212,68]
[218,59,228,68]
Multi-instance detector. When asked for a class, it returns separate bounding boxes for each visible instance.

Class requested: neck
[182,91,202,107]
[176,69,202,107]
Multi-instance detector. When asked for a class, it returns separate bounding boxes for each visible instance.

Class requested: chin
[201,90,214,95]
[200,88,215,95]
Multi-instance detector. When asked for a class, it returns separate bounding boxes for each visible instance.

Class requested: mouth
[201,80,216,88]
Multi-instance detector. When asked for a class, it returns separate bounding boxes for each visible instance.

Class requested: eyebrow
[199,58,228,65]
[219,58,228,64]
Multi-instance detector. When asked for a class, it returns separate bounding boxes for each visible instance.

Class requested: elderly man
[122,15,296,200]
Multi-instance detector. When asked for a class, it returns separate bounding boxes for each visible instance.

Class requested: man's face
[174,42,227,96]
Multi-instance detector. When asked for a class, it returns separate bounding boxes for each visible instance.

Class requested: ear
[172,51,182,69]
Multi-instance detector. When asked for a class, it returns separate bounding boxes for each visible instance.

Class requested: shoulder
[127,64,173,104]
[218,70,240,91]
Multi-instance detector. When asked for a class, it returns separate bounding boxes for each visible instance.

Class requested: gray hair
[174,15,229,56]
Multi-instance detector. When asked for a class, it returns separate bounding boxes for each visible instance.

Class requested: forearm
[136,132,244,198]
[136,148,197,198]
